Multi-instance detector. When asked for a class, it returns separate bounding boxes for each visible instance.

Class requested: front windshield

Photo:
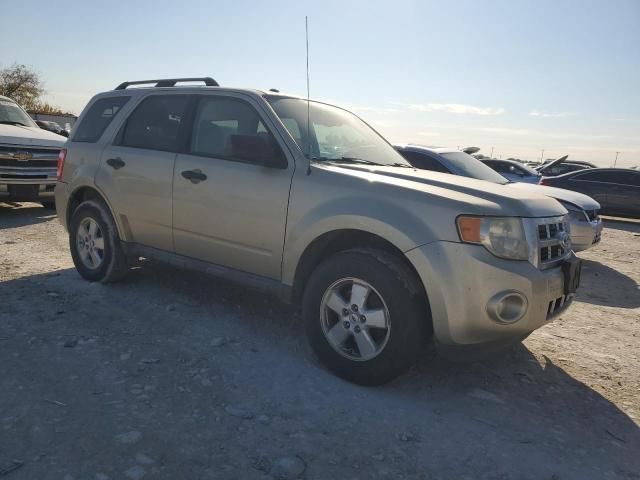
[441,152,511,184]
[266,96,410,167]
[0,99,37,127]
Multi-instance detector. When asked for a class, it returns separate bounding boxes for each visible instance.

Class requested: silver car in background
[395,145,603,252]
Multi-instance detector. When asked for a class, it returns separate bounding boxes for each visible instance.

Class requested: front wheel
[302,249,429,385]
[69,200,129,283]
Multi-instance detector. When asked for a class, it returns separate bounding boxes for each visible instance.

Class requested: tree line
[0,63,72,115]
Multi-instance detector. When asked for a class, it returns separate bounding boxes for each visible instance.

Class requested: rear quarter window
[72,96,130,143]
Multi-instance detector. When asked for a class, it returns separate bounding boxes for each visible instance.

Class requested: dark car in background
[395,145,603,251]
[481,158,541,183]
[537,161,590,177]
[36,120,69,137]
[540,169,640,218]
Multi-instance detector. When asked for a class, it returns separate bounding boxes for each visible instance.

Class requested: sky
[2,0,639,167]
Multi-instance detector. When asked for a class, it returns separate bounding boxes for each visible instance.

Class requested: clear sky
[2,0,639,167]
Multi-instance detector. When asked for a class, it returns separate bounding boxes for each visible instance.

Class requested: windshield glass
[441,152,510,184]
[266,96,410,167]
[0,99,37,127]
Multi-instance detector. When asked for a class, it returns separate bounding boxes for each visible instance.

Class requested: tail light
[539,177,551,186]
[57,148,67,180]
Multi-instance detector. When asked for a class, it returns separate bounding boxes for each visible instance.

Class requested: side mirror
[226,134,287,169]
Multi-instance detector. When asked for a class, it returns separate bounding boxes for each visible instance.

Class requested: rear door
[568,171,609,207]
[172,93,295,279]
[604,171,640,217]
[95,94,191,251]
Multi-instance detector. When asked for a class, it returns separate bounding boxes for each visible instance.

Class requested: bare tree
[0,63,45,110]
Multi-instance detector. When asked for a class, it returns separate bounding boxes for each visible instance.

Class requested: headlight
[560,202,587,223]
[457,216,530,260]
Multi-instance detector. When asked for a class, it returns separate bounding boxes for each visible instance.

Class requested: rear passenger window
[120,95,190,152]
[73,96,130,143]
[190,96,277,164]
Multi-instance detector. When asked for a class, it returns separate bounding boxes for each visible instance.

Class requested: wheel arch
[289,229,431,327]
[66,185,125,239]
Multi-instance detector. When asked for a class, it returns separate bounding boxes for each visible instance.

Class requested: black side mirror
[226,134,287,169]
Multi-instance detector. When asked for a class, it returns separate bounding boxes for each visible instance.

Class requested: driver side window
[189,96,284,166]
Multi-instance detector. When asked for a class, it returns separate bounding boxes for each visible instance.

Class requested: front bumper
[54,181,70,230]
[406,241,574,348]
[570,217,603,252]
[0,167,57,201]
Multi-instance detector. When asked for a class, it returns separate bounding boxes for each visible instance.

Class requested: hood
[0,123,66,148]
[315,163,568,218]
[537,155,568,174]
[507,182,600,210]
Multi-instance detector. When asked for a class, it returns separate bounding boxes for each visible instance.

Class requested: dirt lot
[0,203,638,480]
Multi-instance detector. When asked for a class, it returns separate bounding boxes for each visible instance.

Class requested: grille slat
[536,217,570,267]
[0,159,57,168]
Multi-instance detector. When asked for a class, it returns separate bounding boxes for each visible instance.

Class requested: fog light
[486,291,528,324]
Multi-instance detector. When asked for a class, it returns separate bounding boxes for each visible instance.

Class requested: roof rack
[115,77,219,90]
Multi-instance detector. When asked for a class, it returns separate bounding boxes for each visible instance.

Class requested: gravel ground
[0,203,638,480]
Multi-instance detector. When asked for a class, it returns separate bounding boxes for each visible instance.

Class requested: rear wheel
[69,200,129,283]
[303,249,428,385]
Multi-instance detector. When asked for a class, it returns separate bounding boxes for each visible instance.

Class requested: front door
[96,94,191,251]
[172,94,295,279]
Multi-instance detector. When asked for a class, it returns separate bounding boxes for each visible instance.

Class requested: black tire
[41,200,56,210]
[303,248,429,386]
[69,199,129,283]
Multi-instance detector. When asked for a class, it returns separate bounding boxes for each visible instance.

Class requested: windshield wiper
[315,156,386,167]
[0,120,28,126]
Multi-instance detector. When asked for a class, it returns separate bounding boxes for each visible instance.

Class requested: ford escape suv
[56,77,581,385]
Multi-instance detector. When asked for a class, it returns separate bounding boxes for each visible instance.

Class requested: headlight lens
[560,202,587,223]
[457,216,530,260]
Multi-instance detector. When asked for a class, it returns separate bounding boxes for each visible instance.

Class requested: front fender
[281,193,441,286]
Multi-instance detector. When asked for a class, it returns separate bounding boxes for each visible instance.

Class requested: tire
[69,200,129,283]
[302,248,429,385]
[41,200,56,210]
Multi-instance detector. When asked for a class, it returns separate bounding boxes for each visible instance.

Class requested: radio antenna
[305,16,312,175]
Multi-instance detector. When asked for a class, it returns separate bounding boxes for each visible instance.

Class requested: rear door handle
[181,169,207,184]
[106,157,125,170]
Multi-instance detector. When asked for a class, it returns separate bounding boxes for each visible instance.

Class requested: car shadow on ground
[577,258,640,308]
[0,202,56,230]
[2,262,638,478]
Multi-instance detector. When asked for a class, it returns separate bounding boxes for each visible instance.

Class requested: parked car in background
[540,159,598,169]
[395,145,603,251]
[0,95,65,208]
[482,158,541,183]
[36,120,69,137]
[536,160,591,177]
[541,169,640,218]
[55,77,581,385]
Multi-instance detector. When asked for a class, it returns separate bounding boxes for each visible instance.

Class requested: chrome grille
[0,145,60,166]
[525,216,571,269]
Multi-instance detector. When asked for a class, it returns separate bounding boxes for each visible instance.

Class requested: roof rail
[115,77,219,90]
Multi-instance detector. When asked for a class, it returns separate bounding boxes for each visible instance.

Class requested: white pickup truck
[0,95,65,208]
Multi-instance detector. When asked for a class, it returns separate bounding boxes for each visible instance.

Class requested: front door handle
[181,169,207,184]
[106,157,125,170]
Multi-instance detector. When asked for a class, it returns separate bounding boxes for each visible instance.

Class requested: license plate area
[561,253,582,295]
